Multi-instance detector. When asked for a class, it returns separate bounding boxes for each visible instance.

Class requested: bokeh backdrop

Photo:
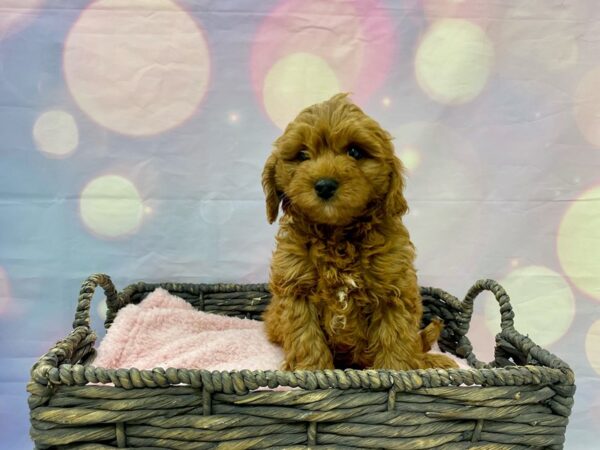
[1,0,599,447]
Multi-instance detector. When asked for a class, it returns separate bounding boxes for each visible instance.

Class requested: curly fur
[262,93,458,371]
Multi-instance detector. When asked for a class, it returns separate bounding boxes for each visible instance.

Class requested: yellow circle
[80,175,144,238]
[485,266,575,347]
[415,19,493,104]
[586,320,600,377]
[263,52,340,129]
[33,110,79,157]
[63,0,210,136]
[558,186,600,299]
[397,145,421,173]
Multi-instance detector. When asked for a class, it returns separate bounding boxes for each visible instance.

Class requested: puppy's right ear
[261,153,281,224]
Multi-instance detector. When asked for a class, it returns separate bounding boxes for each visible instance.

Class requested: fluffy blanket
[94,288,284,371]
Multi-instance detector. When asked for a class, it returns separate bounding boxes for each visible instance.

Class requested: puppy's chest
[306,240,374,310]
[306,240,374,347]
[309,240,363,285]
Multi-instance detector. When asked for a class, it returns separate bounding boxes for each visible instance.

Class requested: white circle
[558,186,600,299]
[485,266,575,347]
[33,110,79,157]
[586,320,600,377]
[415,19,493,104]
[80,175,144,238]
[96,298,107,321]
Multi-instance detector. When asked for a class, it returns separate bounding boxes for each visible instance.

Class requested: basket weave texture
[28,274,575,449]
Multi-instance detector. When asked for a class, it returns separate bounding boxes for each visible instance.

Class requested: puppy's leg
[267,296,334,371]
[368,303,423,370]
[368,306,459,370]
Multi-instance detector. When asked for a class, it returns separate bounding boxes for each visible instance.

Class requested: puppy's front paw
[282,353,335,371]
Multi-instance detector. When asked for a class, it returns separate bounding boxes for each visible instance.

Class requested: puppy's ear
[386,156,409,216]
[261,153,281,224]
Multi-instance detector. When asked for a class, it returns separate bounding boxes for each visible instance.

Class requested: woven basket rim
[27,274,575,398]
[38,358,574,393]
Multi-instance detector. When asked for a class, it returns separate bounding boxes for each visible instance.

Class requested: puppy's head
[262,93,407,225]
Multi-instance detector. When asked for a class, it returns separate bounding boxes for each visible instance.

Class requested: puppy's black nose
[314,178,339,200]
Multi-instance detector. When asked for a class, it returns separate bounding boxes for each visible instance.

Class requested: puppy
[261,93,457,371]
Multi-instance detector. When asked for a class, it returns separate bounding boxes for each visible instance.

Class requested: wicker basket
[28,274,575,449]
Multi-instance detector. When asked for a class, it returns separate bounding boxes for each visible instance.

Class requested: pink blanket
[94,288,468,371]
[94,288,284,371]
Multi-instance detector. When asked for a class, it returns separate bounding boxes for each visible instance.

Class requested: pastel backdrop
[1,0,599,447]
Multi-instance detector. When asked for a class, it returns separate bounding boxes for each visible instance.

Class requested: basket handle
[459,278,515,335]
[73,274,119,329]
[455,279,516,368]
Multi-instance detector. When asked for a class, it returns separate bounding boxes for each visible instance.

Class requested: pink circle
[251,0,395,111]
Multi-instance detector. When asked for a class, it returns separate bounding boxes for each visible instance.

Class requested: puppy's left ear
[385,156,409,216]
[261,153,281,224]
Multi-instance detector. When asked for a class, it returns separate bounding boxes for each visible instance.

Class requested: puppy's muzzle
[315,178,339,200]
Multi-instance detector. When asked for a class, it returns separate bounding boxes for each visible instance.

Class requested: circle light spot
[398,145,421,173]
[485,266,575,347]
[33,110,79,157]
[263,52,340,129]
[558,185,600,299]
[587,320,600,377]
[250,0,395,119]
[96,297,107,321]
[80,175,144,238]
[63,0,210,136]
[415,19,494,105]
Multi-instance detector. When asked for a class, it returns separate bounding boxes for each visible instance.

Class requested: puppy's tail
[419,317,459,369]
[419,317,443,352]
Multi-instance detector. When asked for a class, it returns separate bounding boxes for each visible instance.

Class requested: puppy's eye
[296,149,310,162]
[347,145,365,160]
